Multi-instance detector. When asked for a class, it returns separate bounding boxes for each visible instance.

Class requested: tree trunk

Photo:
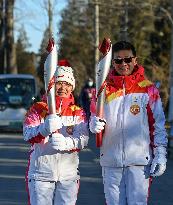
[0,0,4,73]
[48,0,53,38]
[5,0,17,73]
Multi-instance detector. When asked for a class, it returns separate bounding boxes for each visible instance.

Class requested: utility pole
[124,0,128,41]
[94,0,99,76]
[3,0,7,73]
[168,0,173,128]
[119,0,129,41]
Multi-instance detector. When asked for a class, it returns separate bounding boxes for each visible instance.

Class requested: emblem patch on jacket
[130,104,140,115]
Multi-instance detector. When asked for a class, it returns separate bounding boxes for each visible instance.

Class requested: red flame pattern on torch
[99,38,111,56]
[96,38,112,147]
[97,81,107,99]
[47,76,56,94]
[46,38,55,53]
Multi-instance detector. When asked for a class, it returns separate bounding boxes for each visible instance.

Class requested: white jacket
[94,66,167,168]
[23,97,89,182]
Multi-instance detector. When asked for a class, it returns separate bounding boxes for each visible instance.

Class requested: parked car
[0,74,37,132]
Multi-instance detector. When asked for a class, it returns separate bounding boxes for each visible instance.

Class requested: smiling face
[55,81,73,98]
[112,49,137,76]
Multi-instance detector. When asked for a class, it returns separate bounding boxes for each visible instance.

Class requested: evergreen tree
[37,27,50,88]
[16,26,36,75]
[58,0,171,109]
[148,0,171,109]
[58,0,94,95]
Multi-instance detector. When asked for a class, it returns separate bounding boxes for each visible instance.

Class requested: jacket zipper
[121,77,126,167]
[56,98,62,181]
[58,98,63,116]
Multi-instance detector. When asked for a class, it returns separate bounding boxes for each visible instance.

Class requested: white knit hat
[55,60,75,90]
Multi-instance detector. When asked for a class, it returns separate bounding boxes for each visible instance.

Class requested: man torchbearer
[90,41,167,205]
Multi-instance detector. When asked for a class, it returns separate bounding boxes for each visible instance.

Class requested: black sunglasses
[113,57,135,64]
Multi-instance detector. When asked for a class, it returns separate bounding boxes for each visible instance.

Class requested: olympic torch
[96,38,112,147]
[44,37,57,114]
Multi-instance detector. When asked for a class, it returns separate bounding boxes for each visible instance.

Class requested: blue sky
[15,0,67,53]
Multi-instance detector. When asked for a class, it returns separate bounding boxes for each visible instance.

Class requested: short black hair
[112,41,136,57]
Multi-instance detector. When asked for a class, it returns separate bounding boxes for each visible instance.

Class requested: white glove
[89,116,106,134]
[51,133,74,151]
[39,114,63,137]
[150,146,167,177]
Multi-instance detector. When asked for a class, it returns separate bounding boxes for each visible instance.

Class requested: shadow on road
[77,133,105,205]
[0,133,29,205]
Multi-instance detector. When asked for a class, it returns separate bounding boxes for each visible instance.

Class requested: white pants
[102,166,151,205]
[28,179,79,205]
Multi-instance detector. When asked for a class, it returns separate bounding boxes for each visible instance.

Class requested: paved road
[0,133,28,205]
[77,135,104,205]
[0,133,173,205]
[79,136,173,205]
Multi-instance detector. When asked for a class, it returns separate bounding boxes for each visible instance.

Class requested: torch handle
[96,90,105,147]
[96,132,103,147]
[47,94,56,114]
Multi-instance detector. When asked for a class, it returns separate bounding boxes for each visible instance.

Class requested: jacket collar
[55,95,74,114]
[42,94,74,115]
[107,65,145,90]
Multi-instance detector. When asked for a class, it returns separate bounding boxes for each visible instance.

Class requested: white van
[0,74,37,131]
